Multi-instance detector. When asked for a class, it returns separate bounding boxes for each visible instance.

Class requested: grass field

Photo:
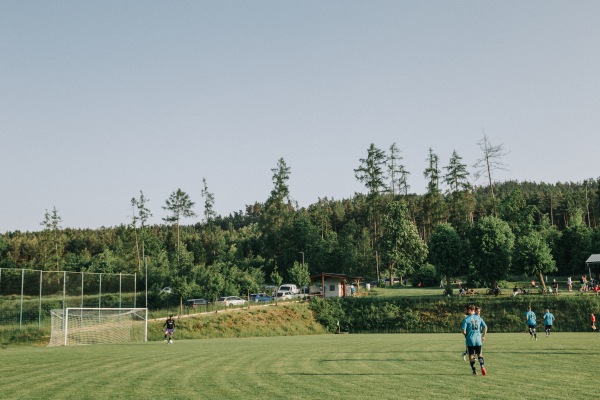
[2,332,599,400]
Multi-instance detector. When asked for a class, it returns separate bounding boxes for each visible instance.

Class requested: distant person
[163,315,176,344]
[461,305,487,376]
[526,306,537,341]
[513,286,519,297]
[592,313,596,332]
[567,277,572,292]
[543,308,555,336]
[492,285,500,296]
[531,280,536,288]
[552,279,558,295]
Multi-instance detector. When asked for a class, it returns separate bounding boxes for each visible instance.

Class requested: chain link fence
[0,268,138,332]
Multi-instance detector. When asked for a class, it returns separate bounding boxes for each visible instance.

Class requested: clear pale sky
[2,1,599,233]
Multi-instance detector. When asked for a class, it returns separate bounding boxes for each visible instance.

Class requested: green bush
[411,263,439,287]
[308,297,345,332]
[310,294,600,333]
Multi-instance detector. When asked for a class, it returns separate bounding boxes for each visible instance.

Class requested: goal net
[48,308,148,346]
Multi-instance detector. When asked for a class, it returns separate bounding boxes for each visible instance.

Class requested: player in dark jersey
[163,315,176,343]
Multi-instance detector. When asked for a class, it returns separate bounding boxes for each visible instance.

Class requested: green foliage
[148,303,326,340]
[380,201,428,280]
[1,172,599,302]
[310,294,600,334]
[0,327,47,346]
[270,266,283,289]
[354,143,388,197]
[470,216,515,287]
[289,260,310,289]
[428,223,462,286]
[499,188,537,235]
[308,297,345,332]
[513,231,556,277]
[556,222,592,276]
[411,263,439,287]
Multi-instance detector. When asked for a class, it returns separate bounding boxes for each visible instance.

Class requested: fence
[0,268,138,331]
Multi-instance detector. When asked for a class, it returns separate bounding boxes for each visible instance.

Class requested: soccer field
[1,332,598,400]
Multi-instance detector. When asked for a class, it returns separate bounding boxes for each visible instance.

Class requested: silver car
[216,296,247,306]
[275,291,293,300]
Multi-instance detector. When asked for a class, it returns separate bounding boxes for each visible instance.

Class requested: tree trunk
[445,274,452,295]
[539,272,547,292]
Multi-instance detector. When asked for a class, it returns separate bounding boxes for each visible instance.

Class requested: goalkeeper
[163,315,176,343]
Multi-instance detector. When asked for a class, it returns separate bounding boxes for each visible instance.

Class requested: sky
[2,1,600,233]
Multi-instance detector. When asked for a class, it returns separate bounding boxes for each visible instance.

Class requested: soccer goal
[48,308,148,346]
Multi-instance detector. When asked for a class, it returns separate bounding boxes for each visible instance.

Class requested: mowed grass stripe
[2,333,600,399]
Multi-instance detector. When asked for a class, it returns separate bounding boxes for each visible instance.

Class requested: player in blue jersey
[475,306,484,355]
[461,306,469,361]
[461,305,488,376]
[526,306,537,340]
[543,308,555,336]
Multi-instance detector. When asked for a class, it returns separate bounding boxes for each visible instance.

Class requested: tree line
[1,138,599,308]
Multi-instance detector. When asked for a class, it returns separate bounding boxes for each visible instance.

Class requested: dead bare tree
[473,129,509,201]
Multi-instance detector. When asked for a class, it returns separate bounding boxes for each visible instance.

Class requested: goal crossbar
[49,307,148,346]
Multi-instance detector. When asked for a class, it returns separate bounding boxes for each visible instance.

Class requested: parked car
[275,291,293,300]
[160,287,173,294]
[185,298,208,308]
[250,293,272,302]
[216,296,247,306]
[278,284,300,294]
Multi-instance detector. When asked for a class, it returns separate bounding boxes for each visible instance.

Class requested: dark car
[185,298,208,308]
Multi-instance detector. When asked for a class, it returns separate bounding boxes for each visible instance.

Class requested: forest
[1,141,600,304]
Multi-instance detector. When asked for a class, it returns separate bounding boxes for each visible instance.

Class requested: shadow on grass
[288,371,467,376]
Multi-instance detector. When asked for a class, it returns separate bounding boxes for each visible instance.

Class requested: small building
[586,254,600,279]
[309,273,364,298]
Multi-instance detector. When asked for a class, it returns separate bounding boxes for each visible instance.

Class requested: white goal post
[48,308,148,346]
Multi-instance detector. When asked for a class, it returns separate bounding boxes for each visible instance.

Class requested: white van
[278,284,300,294]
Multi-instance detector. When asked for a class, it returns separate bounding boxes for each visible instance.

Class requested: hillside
[148,303,327,341]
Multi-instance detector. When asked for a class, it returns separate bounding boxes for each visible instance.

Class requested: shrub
[310,295,600,333]
[411,263,439,287]
[308,297,345,332]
